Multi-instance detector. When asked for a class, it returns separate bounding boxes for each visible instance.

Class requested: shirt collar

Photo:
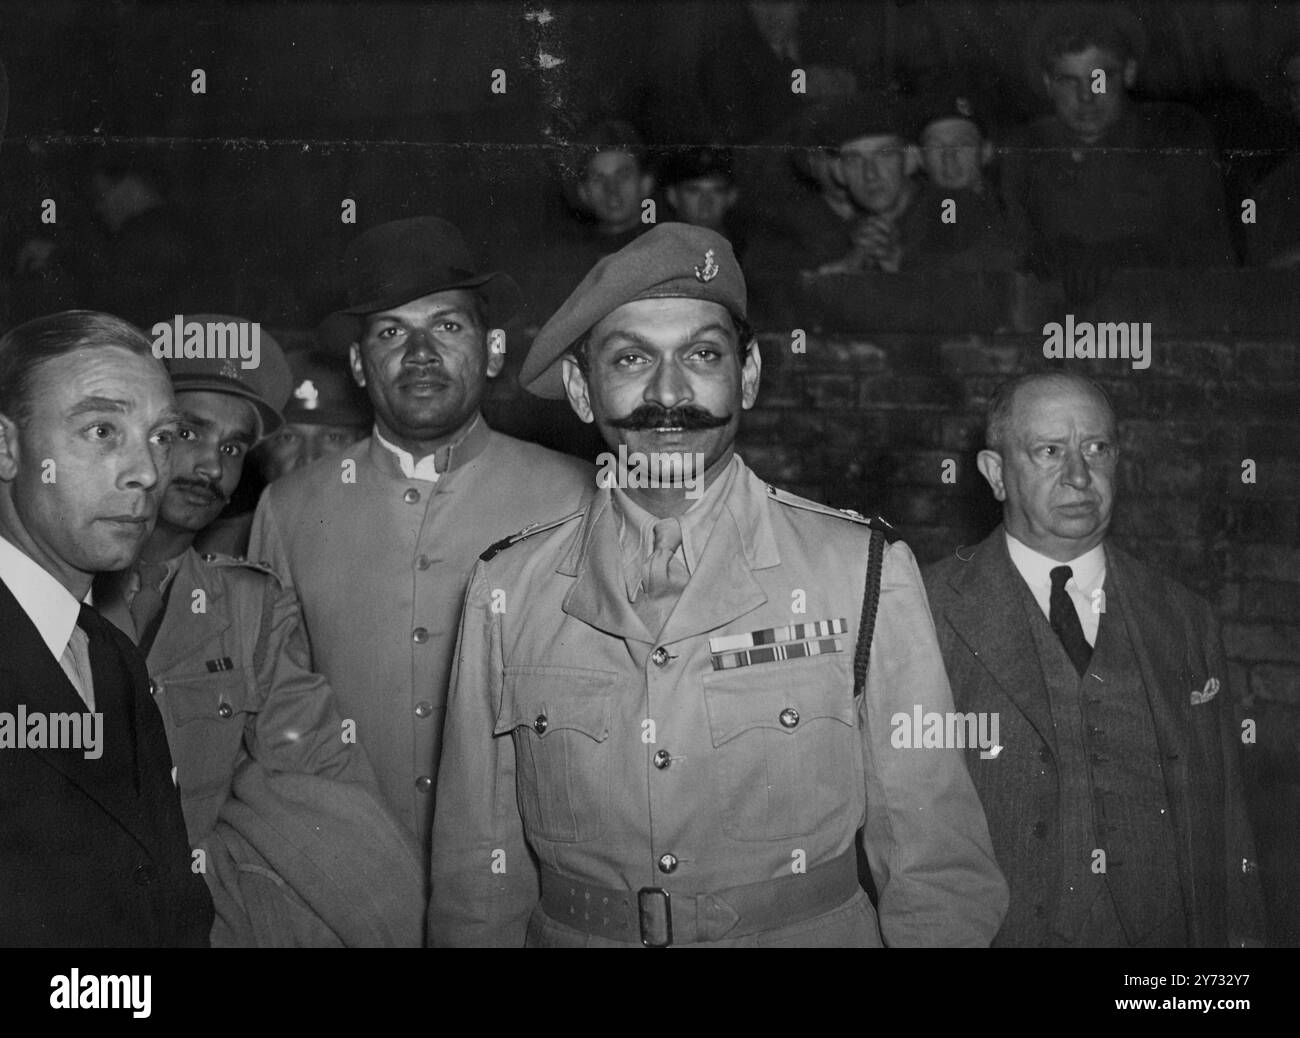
[612,454,740,600]
[1004,530,1107,592]
[373,413,487,482]
[0,534,89,660]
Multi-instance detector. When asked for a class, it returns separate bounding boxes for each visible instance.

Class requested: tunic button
[1032,821,1047,839]
[403,488,420,504]
[412,627,429,643]
[1243,859,1258,876]
[1038,746,1051,763]
[533,714,548,734]
[415,701,433,718]
[779,707,800,729]
[217,702,233,719]
[415,775,432,793]
[651,647,670,666]
[201,553,216,562]
[653,749,671,770]
[657,853,678,874]
[148,679,160,697]
[416,554,432,570]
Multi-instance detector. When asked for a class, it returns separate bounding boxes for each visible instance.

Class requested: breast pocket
[703,653,861,842]
[495,666,617,844]
[157,669,252,798]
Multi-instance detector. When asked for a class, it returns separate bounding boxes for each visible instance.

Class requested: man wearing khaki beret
[429,223,1007,947]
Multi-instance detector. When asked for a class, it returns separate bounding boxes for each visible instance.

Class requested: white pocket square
[1190,677,1220,706]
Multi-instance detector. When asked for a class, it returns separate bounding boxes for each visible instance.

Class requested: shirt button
[651,647,669,667]
[217,702,233,719]
[657,853,678,874]
[415,775,433,793]
[403,488,421,504]
[412,627,429,643]
[779,707,800,729]
[652,749,671,770]
[416,554,432,570]
[533,714,548,734]
[415,701,433,718]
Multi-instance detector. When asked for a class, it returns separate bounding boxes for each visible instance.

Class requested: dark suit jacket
[0,578,213,946]
[923,527,1265,948]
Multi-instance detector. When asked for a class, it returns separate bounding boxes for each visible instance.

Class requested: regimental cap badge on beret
[694,248,720,283]
[219,358,241,381]
[294,378,320,410]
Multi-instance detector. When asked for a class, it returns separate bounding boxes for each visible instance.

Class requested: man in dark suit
[0,310,213,947]
[924,372,1265,948]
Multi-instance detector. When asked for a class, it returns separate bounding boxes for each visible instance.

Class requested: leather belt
[538,848,859,947]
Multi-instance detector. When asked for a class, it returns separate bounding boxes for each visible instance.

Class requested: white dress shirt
[0,534,95,708]
[373,414,483,484]
[1005,532,1107,647]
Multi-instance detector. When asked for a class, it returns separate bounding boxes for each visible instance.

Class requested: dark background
[0,0,1296,945]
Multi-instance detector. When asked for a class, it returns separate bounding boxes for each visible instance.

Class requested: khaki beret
[520,222,746,399]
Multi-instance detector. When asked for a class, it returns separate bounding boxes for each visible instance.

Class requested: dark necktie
[1049,565,1092,677]
[76,603,138,782]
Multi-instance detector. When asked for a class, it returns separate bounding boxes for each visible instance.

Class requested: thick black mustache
[605,404,731,431]
[171,478,226,503]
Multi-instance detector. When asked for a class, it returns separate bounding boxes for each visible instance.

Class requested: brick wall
[484,267,1300,944]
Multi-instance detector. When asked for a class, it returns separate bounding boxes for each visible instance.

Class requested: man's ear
[348,343,366,388]
[638,173,655,203]
[560,356,595,424]
[740,339,762,410]
[980,139,995,166]
[486,329,506,378]
[0,412,20,481]
[975,449,1006,501]
[1122,59,1137,90]
[903,143,923,177]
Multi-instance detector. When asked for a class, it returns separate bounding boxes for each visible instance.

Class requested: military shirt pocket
[495,666,617,843]
[703,653,860,842]
[157,669,252,798]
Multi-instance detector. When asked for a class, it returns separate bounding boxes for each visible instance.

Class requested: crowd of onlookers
[7,1,1300,331]
[524,2,1300,317]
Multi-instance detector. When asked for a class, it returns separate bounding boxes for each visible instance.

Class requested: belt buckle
[637,887,673,948]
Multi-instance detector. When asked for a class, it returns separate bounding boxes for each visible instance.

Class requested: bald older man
[924,373,1264,948]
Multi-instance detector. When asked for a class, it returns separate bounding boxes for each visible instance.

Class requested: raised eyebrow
[153,407,186,429]
[66,396,130,419]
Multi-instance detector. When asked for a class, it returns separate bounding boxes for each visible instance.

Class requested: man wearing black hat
[429,224,1007,947]
[96,315,422,946]
[249,218,594,873]
[1001,2,1235,279]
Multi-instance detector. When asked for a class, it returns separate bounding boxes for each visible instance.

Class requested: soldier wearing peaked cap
[430,223,1008,947]
[248,218,595,885]
[96,313,424,946]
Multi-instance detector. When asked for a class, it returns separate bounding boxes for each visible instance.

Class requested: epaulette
[480,510,585,561]
[199,552,285,584]
[764,484,899,542]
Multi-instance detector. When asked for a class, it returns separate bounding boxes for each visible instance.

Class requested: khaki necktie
[130,560,170,644]
[639,517,688,633]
